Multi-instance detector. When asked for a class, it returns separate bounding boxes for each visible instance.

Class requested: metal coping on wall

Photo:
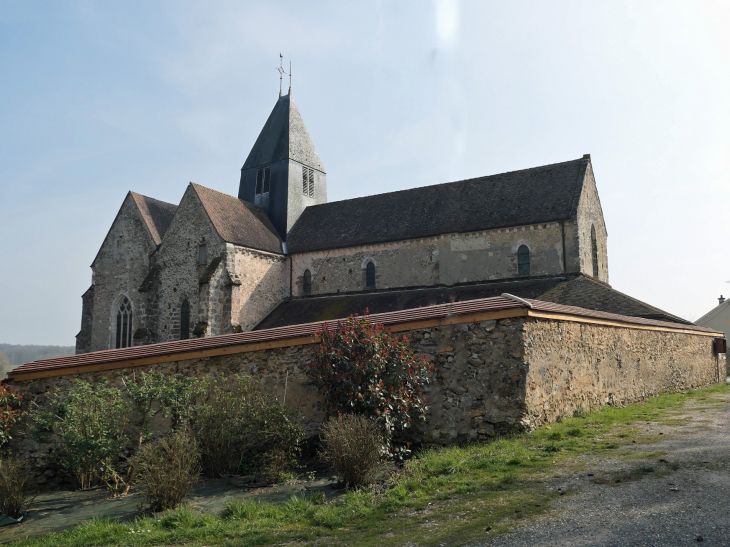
[7,296,721,381]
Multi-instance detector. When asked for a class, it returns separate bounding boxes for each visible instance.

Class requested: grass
[9,383,729,547]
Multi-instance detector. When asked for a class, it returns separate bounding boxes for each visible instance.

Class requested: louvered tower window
[366,261,376,288]
[180,300,190,340]
[591,226,599,277]
[517,245,530,276]
[255,166,271,195]
[115,297,133,349]
[303,269,312,295]
[302,167,314,197]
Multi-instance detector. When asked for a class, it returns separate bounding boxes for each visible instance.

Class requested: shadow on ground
[0,473,342,543]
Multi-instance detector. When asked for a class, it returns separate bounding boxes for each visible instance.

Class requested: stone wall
[523,320,719,426]
[292,224,572,297]
[10,315,720,484]
[151,186,227,342]
[575,163,609,282]
[85,194,158,353]
[227,245,289,332]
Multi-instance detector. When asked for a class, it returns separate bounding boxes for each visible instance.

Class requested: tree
[307,313,434,455]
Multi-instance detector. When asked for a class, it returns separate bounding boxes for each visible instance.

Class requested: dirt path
[479,392,730,547]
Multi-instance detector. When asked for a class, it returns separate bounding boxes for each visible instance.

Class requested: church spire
[238,86,327,241]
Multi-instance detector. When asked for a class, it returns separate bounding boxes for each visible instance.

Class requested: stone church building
[75,90,691,355]
[9,88,724,462]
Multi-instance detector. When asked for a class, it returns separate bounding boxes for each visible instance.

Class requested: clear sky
[1,0,729,346]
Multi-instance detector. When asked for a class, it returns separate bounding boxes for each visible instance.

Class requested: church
[75,88,692,354]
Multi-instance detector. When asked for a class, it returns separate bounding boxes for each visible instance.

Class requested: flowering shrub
[0,384,25,447]
[307,313,434,454]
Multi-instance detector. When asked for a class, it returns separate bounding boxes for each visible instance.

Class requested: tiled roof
[287,157,588,253]
[129,192,178,245]
[255,274,690,330]
[255,276,570,330]
[9,295,719,379]
[242,94,324,171]
[191,183,283,254]
[535,275,693,325]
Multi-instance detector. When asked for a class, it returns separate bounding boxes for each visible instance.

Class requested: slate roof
[129,192,178,245]
[255,276,569,330]
[191,183,283,254]
[242,94,324,171]
[287,156,589,253]
[255,274,691,330]
[9,295,719,380]
[535,275,694,325]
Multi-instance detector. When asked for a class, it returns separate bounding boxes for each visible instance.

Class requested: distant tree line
[0,344,74,378]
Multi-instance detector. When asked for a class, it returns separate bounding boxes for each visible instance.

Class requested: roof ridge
[297,157,585,211]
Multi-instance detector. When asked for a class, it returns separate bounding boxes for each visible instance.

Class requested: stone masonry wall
[576,163,609,283]
[86,194,158,353]
[292,223,571,297]
[227,245,289,332]
[152,186,227,342]
[522,320,718,426]
[9,317,719,484]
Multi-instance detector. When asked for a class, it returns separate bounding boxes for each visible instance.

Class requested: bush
[31,379,128,490]
[0,453,34,519]
[0,384,26,447]
[307,314,434,455]
[320,415,385,489]
[135,430,201,512]
[192,375,302,482]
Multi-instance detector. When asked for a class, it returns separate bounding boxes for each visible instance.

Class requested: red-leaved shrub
[0,384,25,447]
[307,313,434,455]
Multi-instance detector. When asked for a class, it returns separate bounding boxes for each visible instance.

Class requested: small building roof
[242,94,324,172]
[191,183,283,254]
[129,192,178,246]
[287,156,589,253]
[696,299,730,337]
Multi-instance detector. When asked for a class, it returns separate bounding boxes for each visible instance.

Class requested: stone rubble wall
[523,320,719,426]
[8,316,720,484]
[292,224,571,297]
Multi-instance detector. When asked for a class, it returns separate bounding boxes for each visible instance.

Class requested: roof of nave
[287,156,590,253]
[242,93,324,172]
[255,273,692,330]
[129,192,178,246]
[190,183,284,254]
[8,294,719,380]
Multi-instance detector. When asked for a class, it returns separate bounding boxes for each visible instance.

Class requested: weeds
[8,383,728,547]
[320,415,386,488]
[0,453,34,519]
[134,430,201,512]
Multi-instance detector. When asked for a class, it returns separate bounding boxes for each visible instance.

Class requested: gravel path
[478,392,730,547]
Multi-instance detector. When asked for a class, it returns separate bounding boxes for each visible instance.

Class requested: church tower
[238,92,327,242]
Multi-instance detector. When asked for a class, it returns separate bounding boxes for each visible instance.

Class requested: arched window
[115,297,133,349]
[591,226,599,277]
[366,261,376,288]
[180,299,190,340]
[303,269,312,295]
[517,245,530,276]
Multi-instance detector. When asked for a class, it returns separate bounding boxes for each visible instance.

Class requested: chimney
[719,295,726,305]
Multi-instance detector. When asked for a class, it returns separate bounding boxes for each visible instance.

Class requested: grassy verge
[10,383,730,547]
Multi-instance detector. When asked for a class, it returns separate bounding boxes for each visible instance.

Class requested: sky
[1,0,729,346]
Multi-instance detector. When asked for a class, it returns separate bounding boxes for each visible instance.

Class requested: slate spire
[238,92,327,242]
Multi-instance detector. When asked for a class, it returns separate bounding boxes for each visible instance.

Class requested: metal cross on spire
[276,53,288,97]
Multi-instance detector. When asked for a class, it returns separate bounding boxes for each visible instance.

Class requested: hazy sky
[2,0,729,346]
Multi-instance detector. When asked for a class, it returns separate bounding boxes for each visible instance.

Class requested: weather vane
[276,53,288,97]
